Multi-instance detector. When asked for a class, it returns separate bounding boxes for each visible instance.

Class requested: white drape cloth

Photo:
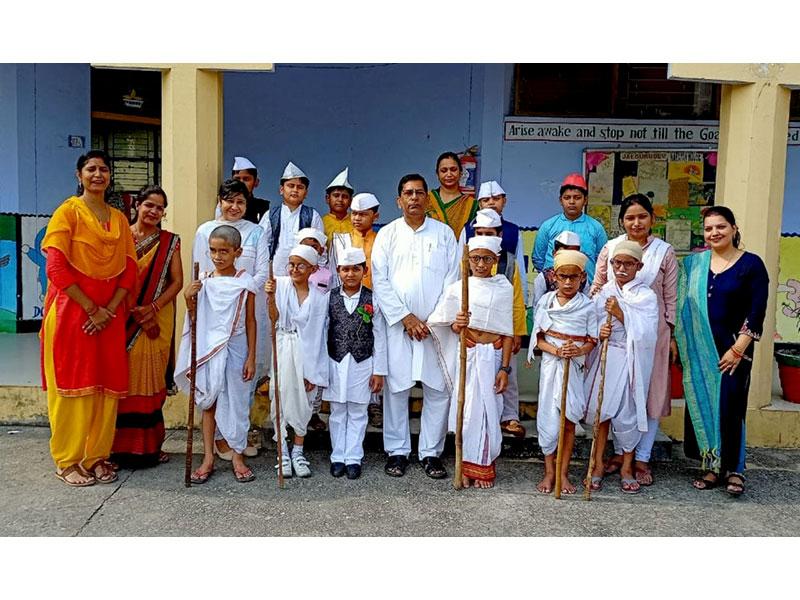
[193,218,271,382]
[268,276,329,439]
[175,271,257,453]
[583,278,658,452]
[605,234,670,288]
[531,291,598,455]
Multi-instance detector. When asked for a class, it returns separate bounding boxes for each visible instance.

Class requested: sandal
[635,463,653,486]
[158,451,170,464]
[233,466,256,483]
[384,455,408,477]
[421,456,447,479]
[500,420,526,438]
[725,473,745,497]
[55,464,95,487]
[85,460,118,484]
[190,467,214,485]
[603,457,623,476]
[692,472,719,490]
[584,475,603,491]
[621,478,641,494]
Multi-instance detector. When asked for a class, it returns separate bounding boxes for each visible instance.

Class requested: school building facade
[2,63,800,446]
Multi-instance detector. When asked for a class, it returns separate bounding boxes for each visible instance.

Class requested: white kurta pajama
[529,292,598,456]
[583,278,658,452]
[175,271,257,454]
[269,276,329,440]
[323,287,388,465]
[371,217,460,459]
[428,276,514,480]
[193,218,271,382]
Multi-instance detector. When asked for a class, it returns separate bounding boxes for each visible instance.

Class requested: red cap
[561,173,588,191]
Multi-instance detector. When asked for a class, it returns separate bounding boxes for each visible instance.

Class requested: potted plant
[775,342,800,404]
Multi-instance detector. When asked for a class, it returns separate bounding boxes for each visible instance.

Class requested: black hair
[75,150,113,196]
[559,184,587,197]
[397,174,428,196]
[209,224,242,249]
[436,151,462,173]
[336,262,367,270]
[281,176,310,187]
[702,206,741,248]
[218,178,249,201]
[325,186,353,197]
[130,185,168,224]
[232,167,258,179]
[554,240,581,252]
[618,193,654,233]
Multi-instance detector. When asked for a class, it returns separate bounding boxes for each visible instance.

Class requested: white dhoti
[447,343,503,468]
[269,329,315,439]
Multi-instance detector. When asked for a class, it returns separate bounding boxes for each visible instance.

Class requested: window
[514,64,721,120]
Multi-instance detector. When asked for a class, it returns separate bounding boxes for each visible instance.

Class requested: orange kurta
[41,197,137,398]
[350,228,377,289]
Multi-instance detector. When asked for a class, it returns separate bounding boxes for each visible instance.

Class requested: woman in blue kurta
[675,206,768,497]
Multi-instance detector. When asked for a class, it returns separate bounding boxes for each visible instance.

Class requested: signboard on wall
[583,149,716,254]
[504,118,800,145]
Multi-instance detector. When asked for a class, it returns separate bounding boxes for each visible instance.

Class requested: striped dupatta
[675,250,722,473]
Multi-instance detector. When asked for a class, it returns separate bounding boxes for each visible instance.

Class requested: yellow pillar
[160,66,223,317]
[669,63,800,409]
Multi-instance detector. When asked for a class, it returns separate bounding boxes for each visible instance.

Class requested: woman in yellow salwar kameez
[426,151,478,239]
[41,150,137,487]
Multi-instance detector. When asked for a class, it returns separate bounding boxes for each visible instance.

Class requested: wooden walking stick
[584,311,614,501]
[184,262,200,487]
[268,260,284,489]
[554,356,571,500]
[453,244,470,490]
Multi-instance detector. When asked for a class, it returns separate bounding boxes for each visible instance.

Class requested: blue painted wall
[0,64,91,215]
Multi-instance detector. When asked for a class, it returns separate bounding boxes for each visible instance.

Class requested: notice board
[583,149,717,254]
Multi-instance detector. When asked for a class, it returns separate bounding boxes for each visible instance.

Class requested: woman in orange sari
[41,150,137,487]
[111,186,183,469]
[426,151,478,239]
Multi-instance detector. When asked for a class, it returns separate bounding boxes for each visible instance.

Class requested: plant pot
[775,347,800,404]
[670,363,685,399]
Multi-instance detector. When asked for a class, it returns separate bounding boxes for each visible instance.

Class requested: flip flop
[584,475,603,491]
[234,467,256,483]
[635,465,653,486]
[621,478,641,494]
[190,468,214,485]
[604,460,623,476]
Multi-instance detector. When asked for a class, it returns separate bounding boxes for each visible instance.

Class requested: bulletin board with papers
[583,149,717,255]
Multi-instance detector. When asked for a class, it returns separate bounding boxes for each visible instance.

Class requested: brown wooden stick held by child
[184,262,200,487]
[554,357,571,500]
[453,244,470,490]
[268,260,284,489]
[583,311,614,501]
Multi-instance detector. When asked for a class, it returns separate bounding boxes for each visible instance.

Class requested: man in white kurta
[371,174,460,478]
[323,248,388,479]
[268,245,329,478]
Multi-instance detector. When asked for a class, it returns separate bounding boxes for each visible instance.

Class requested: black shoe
[330,462,346,478]
[345,464,362,480]
[421,456,448,479]
[384,455,408,477]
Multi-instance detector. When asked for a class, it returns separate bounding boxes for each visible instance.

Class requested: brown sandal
[55,464,96,487]
[85,460,118,484]
[500,420,526,438]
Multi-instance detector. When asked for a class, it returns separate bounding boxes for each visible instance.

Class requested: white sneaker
[291,454,312,478]
[275,456,293,478]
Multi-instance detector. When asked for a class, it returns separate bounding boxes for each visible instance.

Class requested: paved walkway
[2,426,799,536]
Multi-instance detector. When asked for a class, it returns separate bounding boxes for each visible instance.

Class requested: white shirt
[259,203,323,276]
[371,216,460,393]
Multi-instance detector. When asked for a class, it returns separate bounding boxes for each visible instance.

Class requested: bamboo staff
[453,244,470,490]
[267,260,284,489]
[184,262,200,487]
[583,312,614,501]
[554,357,571,500]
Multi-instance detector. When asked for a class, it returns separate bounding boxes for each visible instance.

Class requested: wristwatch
[498,365,512,374]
